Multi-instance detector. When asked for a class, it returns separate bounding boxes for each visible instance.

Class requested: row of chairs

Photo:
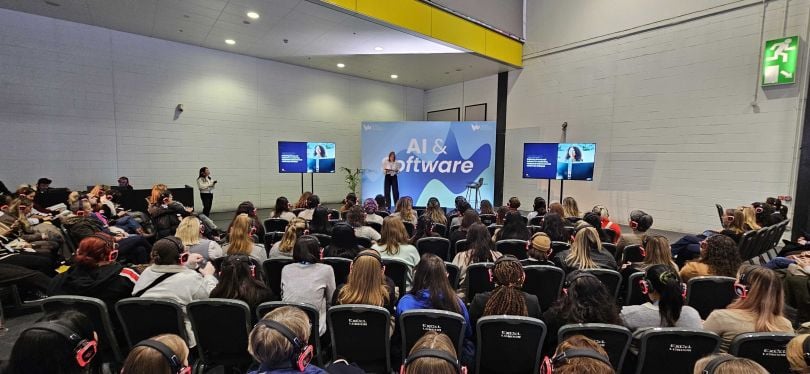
[738,219,789,261]
[39,295,796,374]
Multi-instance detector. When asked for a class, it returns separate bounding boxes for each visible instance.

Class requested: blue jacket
[248,364,328,374]
[397,289,473,338]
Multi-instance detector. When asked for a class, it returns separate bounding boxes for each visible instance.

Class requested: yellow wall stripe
[322,0,356,11]
[356,0,432,36]
[485,30,523,67]
[431,8,485,54]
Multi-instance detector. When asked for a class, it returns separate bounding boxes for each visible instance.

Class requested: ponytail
[646,264,684,327]
[279,218,306,253]
[483,257,528,317]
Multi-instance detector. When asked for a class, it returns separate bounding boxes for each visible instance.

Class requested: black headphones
[134,339,191,374]
[257,320,314,372]
[400,348,466,374]
[540,348,611,374]
[354,251,383,266]
[26,322,98,368]
[701,354,736,374]
[156,236,186,264]
[489,255,522,283]
[87,233,119,262]
[562,271,598,296]
[803,334,810,366]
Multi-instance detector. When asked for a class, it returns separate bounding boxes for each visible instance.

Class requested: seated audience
[742,205,761,231]
[452,222,502,295]
[562,197,581,222]
[450,201,472,228]
[704,266,794,352]
[363,198,384,225]
[280,235,335,336]
[0,196,61,260]
[448,210,479,250]
[479,199,495,215]
[374,194,388,213]
[410,215,441,245]
[0,215,56,276]
[294,191,312,210]
[401,331,464,374]
[617,210,653,255]
[447,196,468,222]
[494,205,509,226]
[372,216,421,289]
[133,237,218,347]
[620,235,678,285]
[544,335,615,374]
[148,190,192,239]
[422,197,447,226]
[297,194,319,221]
[679,234,741,282]
[228,201,265,240]
[224,213,267,262]
[334,250,396,316]
[347,205,380,242]
[211,254,274,312]
[593,205,621,244]
[121,334,190,374]
[507,196,522,213]
[323,223,362,259]
[581,212,610,243]
[542,212,569,242]
[269,218,307,259]
[692,354,769,374]
[248,306,328,374]
[492,211,530,241]
[68,198,151,264]
[271,196,296,222]
[175,216,223,262]
[553,226,617,274]
[469,255,541,327]
[340,192,358,213]
[620,265,701,333]
[524,232,555,266]
[0,263,51,298]
[391,196,417,224]
[5,310,100,374]
[526,196,547,222]
[308,206,332,235]
[787,334,810,373]
[549,201,565,217]
[720,207,746,243]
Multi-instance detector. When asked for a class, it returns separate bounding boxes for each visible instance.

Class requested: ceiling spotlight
[225,39,236,45]
[246,11,260,19]
[390,74,398,79]
[337,63,345,68]
[374,46,384,51]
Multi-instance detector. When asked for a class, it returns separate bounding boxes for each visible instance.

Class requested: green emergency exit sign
[762,36,799,86]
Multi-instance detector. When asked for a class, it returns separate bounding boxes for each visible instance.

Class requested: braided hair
[483,256,528,317]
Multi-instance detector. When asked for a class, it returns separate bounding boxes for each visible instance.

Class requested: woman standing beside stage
[382,151,400,210]
[197,167,217,217]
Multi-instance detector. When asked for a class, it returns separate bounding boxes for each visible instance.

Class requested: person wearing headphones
[248,306,327,374]
[269,218,307,259]
[148,190,192,240]
[347,205,381,242]
[592,205,621,244]
[210,255,274,315]
[524,232,556,266]
[541,335,614,374]
[228,201,265,242]
[175,216,224,262]
[553,226,617,274]
[679,234,741,282]
[280,235,335,337]
[333,250,397,318]
[121,334,191,374]
[704,265,794,352]
[468,255,541,328]
[223,213,267,262]
[692,354,768,374]
[401,331,466,374]
[786,334,810,373]
[526,197,548,223]
[422,197,447,225]
[5,310,99,374]
[617,210,653,255]
[620,265,701,334]
[297,194,320,221]
[132,237,217,347]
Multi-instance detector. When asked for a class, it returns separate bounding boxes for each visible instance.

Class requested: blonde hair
[176,216,202,246]
[338,250,389,307]
[724,208,746,235]
[642,236,678,271]
[554,335,614,374]
[8,197,32,232]
[149,184,168,205]
[227,214,255,255]
[249,306,310,366]
[562,197,580,218]
[728,266,786,332]
[742,206,761,230]
[566,227,602,270]
[787,334,810,373]
[395,197,417,223]
[692,354,768,374]
[121,334,189,374]
[379,216,409,255]
[279,218,307,253]
[404,331,458,374]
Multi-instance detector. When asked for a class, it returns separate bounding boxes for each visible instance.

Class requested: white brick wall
[0,9,424,212]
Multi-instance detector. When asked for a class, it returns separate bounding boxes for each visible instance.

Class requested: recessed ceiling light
[390,74,398,79]
[225,39,236,45]
[374,46,384,51]
[336,63,345,68]
[246,11,260,19]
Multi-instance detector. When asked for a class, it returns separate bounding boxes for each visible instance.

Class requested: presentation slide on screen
[278,141,336,173]
[522,142,596,181]
[361,121,495,207]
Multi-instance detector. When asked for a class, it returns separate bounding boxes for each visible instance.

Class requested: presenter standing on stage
[197,166,217,216]
[382,151,400,209]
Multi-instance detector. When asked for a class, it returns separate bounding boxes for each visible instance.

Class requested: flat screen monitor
[522,143,558,179]
[278,142,336,173]
[556,143,596,181]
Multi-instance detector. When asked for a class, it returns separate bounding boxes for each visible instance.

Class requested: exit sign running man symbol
[763,36,799,86]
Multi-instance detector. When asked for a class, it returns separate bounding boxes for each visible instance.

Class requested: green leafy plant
[340,167,363,195]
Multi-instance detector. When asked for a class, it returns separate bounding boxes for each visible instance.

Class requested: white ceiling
[0,0,515,89]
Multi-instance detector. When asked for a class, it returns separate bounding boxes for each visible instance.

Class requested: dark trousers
[200,193,213,216]
[384,174,399,209]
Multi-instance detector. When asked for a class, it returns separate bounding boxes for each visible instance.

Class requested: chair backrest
[400,309,466,361]
[602,243,618,258]
[375,211,390,218]
[748,227,770,259]
[487,225,501,237]
[328,305,391,373]
[367,221,382,233]
[496,239,529,260]
[480,214,497,226]
[42,295,124,364]
[621,244,645,263]
[264,218,288,233]
[403,221,415,237]
[477,177,484,185]
[446,262,461,289]
[529,216,543,226]
[115,297,187,348]
[636,328,721,374]
[357,236,373,249]
[416,237,452,261]
[292,208,305,216]
[322,257,353,286]
[327,209,340,220]
[455,239,469,254]
[729,332,795,373]
[624,272,647,306]
[311,233,332,247]
[528,225,543,234]
[604,229,617,244]
[433,223,448,237]
[737,230,757,260]
[449,224,461,234]
[382,258,410,298]
[187,299,253,368]
[255,301,322,365]
[521,265,564,312]
[476,316,546,374]
[584,269,622,300]
[465,262,495,302]
[558,323,632,372]
[685,276,736,319]
[263,232,284,250]
[716,204,725,226]
[551,241,570,252]
[262,258,294,297]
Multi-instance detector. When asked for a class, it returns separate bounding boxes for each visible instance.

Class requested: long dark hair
[581,212,608,242]
[542,213,567,242]
[7,310,97,374]
[533,197,547,215]
[460,210,480,231]
[565,146,583,161]
[309,206,332,234]
[272,197,290,217]
[484,256,528,317]
[293,235,321,263]
[410,215,437,244]
[229,201,259,236]
[198,166,209,180]
[210,255,273,310]
[409,254,461,314]
[327,223,360,258]
[645,265,684,327]
[549,272,621,325]
[702,235,742,277]
[466,223,494,264]
[499,211,530,240]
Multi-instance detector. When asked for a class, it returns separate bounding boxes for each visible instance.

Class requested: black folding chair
[465,262,495,303]
[558,323,632,372]
[449,224,461,234]
[256,301,323,366]
[416,237,452,261]
[400,309,465,361]
[187,299,253,372]
[621,244,645,263]
[446,262,460,289]
[376,211,390,218]
[328,305,391,373]
[383,258,410,299]
[476,316,546,374]
[602,243,618,258]
[716,204,725,226]
[311,233,331,248]
[455,239,469,255]
[357,237,373,249]
[685,276,736,319]
[263,232,284,251]
[368,222,382,234]
[403,221,415,237]
[115,297,187,348]
[487,225,501,237]
[327,209,340,221]
[529,216,543,226]
[496,239,529,260]
[551,241,570,253]
[433,223,448,237]
[522,265,564,312]
[729,332,795,373]
[262,258,294,297]
[624,272,647,306]
[263,218,288,233]
[584,269,622,300]
[635,328,721,374]
[480,214,497,226]
[323,257,352,286]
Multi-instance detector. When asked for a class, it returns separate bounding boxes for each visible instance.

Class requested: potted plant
[340,167,363,195]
